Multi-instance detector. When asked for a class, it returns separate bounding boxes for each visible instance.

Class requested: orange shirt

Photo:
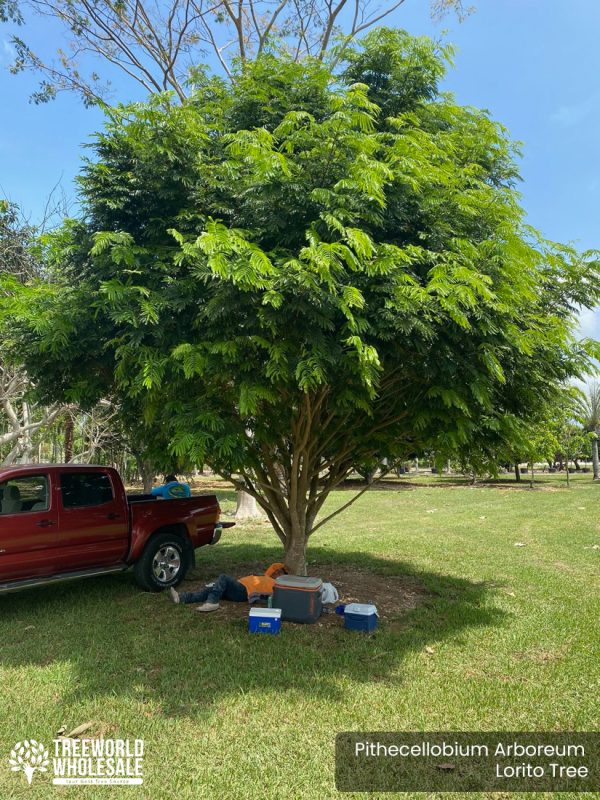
[238,563,285,602]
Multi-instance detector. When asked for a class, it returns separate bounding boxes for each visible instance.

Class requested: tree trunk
[64,416,74,463]
[284,527,308,575]
[2,443,21,466]
[16,402,34,463]
[514,464,521,483]
[592,437,599,480]
[142,466,154,493]
[235,490,260,520]
[529,461,534,489]
[134,455,155,493]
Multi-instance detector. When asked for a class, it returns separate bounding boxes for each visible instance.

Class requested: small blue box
[343,603,378,632]
[248,607,282,635]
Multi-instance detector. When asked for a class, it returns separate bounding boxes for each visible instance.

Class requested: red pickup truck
[0,464,230,594]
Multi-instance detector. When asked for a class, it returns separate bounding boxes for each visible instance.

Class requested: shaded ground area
[0,546,502,721]
[181,562,428,627]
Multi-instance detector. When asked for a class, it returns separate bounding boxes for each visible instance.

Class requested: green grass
[0,475,599,799]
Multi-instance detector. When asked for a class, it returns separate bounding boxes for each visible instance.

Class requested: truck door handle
[107,513,120,520]
[36,519,55,527]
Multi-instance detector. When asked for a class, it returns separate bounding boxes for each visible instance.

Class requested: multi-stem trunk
[238,388,403,574]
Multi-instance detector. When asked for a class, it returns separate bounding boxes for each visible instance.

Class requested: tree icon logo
[9,740,50,785]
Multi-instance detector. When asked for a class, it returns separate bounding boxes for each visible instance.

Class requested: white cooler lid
[344,603,378,616]
[249,608,282,618]
[274,575,322,590]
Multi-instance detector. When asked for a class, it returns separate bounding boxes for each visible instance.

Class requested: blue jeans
[179,574,248,605]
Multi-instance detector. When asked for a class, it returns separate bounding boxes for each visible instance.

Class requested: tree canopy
[4,29,599,571]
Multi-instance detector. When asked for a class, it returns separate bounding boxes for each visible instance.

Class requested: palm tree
[582,382,600,480]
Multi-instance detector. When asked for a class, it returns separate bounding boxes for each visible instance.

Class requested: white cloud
[575,308,600,386]
[577,307,600,339]
[2,39,15,64]
[551,94,599,127]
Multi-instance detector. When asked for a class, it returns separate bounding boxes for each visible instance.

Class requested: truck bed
[127,492,222,561]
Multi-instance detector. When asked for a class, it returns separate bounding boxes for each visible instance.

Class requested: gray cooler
[272,575,323,623]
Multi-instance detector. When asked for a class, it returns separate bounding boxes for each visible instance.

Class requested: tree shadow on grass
[0,543,509,722]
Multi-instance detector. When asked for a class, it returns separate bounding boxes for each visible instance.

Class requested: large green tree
[4,30,599,572]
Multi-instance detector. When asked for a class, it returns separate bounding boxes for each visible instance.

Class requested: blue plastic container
[343,603,378,632]
[248,607,282,635]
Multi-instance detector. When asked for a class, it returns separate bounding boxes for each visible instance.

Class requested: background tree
[452,387,591,486]
[581,381,600,480]
[0,200,64,464]
[1,0,469,103]
[0,200,154,474]
[5,31,599,573]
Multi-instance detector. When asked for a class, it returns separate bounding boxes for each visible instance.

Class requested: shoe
[169,587,180,604]
[196,602,220,612]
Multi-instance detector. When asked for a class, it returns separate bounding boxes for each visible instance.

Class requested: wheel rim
[152,544,182,584]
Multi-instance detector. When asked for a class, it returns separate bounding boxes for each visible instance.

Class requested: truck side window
[60,472,114,509]
[0,476,49,514]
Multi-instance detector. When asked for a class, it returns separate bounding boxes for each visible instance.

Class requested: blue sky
[1,0,599,334]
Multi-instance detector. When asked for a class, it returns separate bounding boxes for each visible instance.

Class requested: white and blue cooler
[248,607,282,635]
[343,603,378,632]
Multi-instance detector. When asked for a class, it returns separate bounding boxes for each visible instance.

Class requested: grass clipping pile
[182,563,427,628]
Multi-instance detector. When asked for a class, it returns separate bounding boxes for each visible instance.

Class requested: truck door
[55,470,129,571]
[0,473,58,582]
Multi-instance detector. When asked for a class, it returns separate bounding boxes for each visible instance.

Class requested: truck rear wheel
[133,532,190,592]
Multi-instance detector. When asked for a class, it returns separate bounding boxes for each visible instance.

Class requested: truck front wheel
[134,532,191,592]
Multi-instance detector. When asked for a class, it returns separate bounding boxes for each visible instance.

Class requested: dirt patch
[180,563,428,627]
[513,644,571,664]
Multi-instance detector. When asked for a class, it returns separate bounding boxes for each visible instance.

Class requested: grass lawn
[0,473,598,799]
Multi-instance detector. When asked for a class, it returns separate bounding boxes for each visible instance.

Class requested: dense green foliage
[3,29,599,569]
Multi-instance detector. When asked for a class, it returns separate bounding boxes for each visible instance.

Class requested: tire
[133,532,190,592]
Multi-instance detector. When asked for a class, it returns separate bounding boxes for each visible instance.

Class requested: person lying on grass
[169,563,288,612]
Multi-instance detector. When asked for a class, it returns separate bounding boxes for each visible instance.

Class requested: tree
[1,0,469,103]
[0,200,64,464]
[581,381,600,480]
[451,386,591,487]
[521,388,588,487]
[4,32,600,572]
